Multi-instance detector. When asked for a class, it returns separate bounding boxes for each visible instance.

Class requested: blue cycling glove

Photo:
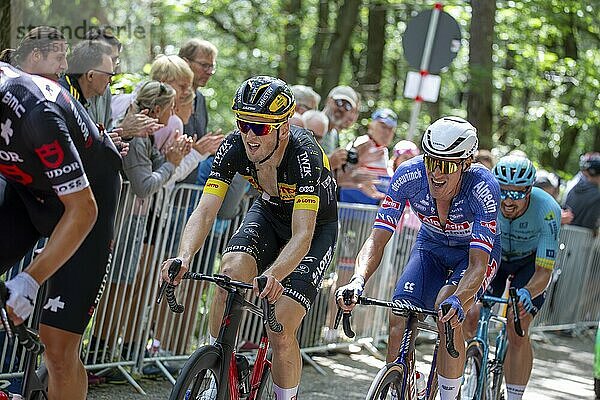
[439,295,465,322]
[517,288,534,313]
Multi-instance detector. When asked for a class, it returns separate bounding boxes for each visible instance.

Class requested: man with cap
[321,85,360,171]
[338,108,397,205]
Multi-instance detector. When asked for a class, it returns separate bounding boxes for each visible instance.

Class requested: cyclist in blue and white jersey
[464,155,561,400]
[337,116,501,400]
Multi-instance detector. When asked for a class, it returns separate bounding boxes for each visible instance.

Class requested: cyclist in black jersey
[161,76,337,400]
[0,62,121,400]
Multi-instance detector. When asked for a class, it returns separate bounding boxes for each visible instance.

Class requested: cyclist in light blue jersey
[337,116,502,400]
[464,155,561,400]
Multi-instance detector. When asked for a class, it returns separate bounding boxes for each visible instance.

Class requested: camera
[346,147,359,165]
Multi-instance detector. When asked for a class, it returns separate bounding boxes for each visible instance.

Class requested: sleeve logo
[480,220,497,234]
[35,140,64,168]
[381,195,402,210]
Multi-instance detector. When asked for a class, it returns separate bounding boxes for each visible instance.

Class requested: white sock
[209,334,217,345]
[273,383,298,400]
[437,374,461,400]
[506,384,526,400]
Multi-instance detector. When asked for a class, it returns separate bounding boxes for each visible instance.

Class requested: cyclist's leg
[503,254,540,399]
[389,239,447,363]
[267,221,337,397]
[39,173,120,400]
[209,201,279,338]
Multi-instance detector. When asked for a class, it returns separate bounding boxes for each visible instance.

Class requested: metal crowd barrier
[1,184,599,391]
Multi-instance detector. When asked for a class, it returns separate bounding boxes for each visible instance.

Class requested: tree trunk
[467,0,496,150]
[282,0,302,83]
[497,49,515,143]
[319,0,361,99]
[594,125,600,152]
[359,2,386,101]
[0,1,10,52]
[307,0,329,90]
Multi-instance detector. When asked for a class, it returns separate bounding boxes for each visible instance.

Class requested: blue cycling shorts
[393,237,501,310]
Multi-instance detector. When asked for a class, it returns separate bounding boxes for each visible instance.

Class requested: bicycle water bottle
[415,370,426,400]
[236,354,251,397]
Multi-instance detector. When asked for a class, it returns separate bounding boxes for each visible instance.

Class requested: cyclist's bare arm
[524,264,552,298]
[26,188,97,284]
[257,208,317,302]
[7,188,97,323]
[163,192,224,285]
[443,248,488,320]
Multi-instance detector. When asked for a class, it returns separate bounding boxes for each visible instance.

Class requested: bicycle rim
[255,364,275,400]
[366,363,406,400]
[461,343,484,400]
[489,365,504,400]
[170,346,222,400]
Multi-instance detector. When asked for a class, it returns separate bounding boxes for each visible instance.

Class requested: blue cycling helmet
[493,155,536,186]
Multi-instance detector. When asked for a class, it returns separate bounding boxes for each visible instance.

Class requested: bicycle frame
[467,295,509,400]
[214,286,272,400]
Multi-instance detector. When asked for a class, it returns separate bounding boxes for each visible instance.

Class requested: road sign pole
[407,3,443,140]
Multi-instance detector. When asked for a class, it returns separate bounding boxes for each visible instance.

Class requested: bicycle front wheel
[170,345,222,400]
[461,342,486,400]
[255,363,275,399]
[366,363,406,400]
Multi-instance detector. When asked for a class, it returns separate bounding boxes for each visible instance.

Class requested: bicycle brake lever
[256,276,283,333]
[157,258,183,305]
[508,287,525,337]
[441,304,459,358]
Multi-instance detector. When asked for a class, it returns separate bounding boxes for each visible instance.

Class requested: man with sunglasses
[463,155,561,400]
[337,116,502,400]
[161,76,337,400]
[321,85,360,170]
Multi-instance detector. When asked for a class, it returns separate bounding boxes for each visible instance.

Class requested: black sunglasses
[91,68,116,77]
[334,98,353,111]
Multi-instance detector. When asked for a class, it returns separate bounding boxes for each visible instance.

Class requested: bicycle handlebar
[156,259,283,332]
[0,282,45,354]
[334,292,457,357]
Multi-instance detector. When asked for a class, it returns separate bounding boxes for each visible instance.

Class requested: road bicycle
[157,259,283,400]
[460,287,524,400]
[0,281,47,400]
[336,292,457,400]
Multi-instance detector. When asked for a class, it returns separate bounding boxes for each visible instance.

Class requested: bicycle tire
[366,363,406,400]
[461,342,485,400]
[255,363,275,399]
[488,362,504,400]
[169,345,222,400]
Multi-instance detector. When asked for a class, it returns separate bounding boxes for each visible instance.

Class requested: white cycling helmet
[421,116,478,159]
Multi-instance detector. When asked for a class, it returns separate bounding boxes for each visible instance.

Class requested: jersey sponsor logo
[416,212,472,234]
[544,211,555,221]
[35,140,64,168]
[284,288,311,311]
[31,75,60,102]
[0,164,33,185]
[297,151,312,178]
[278,183,297,200]
[0,149,23,162]
[68,101,92,147]
[1,91,26,118]
[473,181,498,213]
[381,195,402,210]
[391,169,422,192]
[519,221,528,229]
[0,118,13,145]
[53,176,89,195]
[546,249,555,258]
[480,219,497,234]
[295,196,317,204]
[403,282,415,293]
[204,178,229,198]
[213,141,232,167]
[313,245,333,286]
[43,296,65,312]
[243,227,259,238]
[45,161,81,179]
[297,185,314,193]
[295,264,310,274]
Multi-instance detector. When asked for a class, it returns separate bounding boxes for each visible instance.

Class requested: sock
[437,374,461,400]
[209,334,217,345]
[506,384,526,400]
[273,383,298,400]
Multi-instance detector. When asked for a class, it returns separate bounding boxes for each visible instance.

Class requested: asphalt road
[87,329,597,400]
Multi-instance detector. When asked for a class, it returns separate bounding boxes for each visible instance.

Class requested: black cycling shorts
[488,253,545,316]
[224,198,338,312]
[0,174,120,334]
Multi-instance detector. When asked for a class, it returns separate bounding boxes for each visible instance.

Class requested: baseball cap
[372,108,398,128]
[328,85,358,108]
[393,140,420,156]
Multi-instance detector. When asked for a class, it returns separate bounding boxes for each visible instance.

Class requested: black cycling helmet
[579,152,600,176]
[232,75,296,123]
